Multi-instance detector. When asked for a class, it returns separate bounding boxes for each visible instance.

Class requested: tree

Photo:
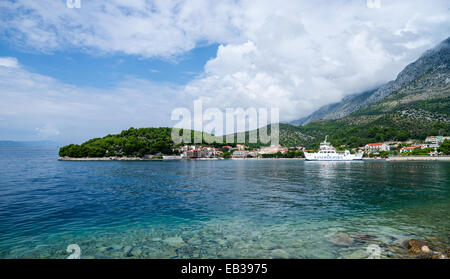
[378,151,389,158]
[222,152,231,159]
[397,131,409,141]
[438,140,450,155]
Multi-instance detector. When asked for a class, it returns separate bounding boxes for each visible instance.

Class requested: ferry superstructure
[304,136,363,161]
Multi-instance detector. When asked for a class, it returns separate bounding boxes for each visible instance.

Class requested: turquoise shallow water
[0,146,449,258]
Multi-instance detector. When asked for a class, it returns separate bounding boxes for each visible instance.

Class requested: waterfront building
[425,136,450,144]
[364,143,390,152]
[232,151,248,158]
[400,144,425,153]
[258,145,288,155]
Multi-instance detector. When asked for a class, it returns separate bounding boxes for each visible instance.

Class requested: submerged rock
[163,236,187,247]
[402,239,450,259]
[403,239,432,254]
[130,248,142,257]
[352,234,377,242]
[431,253,447,259]
[421,246,431,253]
[328,232,354,247]
[271,249,290,259]
[110,245,124,251]
[123,246,133,257]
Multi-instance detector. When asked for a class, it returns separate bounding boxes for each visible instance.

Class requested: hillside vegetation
[59,127,176,158]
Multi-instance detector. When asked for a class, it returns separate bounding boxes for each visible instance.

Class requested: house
[425,136,440,144]
[400,145,424,153]
[425,136,450,144]
[182,149,205,158]
[236,144,246,151]
[232,150,248,158]
[183,150,195,158]
[365,143,390,152]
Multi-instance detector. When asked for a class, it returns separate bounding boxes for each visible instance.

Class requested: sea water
[0,146,448,258]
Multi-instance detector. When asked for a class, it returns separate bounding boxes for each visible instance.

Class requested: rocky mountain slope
[248,37,450,148]
[291,37,450,126]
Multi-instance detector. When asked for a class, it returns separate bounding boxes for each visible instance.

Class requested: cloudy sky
[0,0,449,143]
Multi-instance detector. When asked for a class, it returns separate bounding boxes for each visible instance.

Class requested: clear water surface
[0,146,448,259]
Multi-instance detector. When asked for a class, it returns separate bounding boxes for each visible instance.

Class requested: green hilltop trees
[59,127,255,158]
[59,127,176,158]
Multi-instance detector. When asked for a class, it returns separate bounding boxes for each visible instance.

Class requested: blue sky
[0,40,219,88]
[0,0,449,143]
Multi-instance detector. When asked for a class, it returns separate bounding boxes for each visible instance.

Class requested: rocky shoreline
[58,156,306,161]
[400,239,450,259]
[327,232,449,259]
[58,156,158,161]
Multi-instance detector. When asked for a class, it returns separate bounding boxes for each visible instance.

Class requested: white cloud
[35,125,60,137]
[0,0,243,58]
[0,0,449,140]
[0,63,187,142]
[0,57,19,68]
[183,0,450,120]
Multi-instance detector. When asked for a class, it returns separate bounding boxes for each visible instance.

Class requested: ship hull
[304,152,363,161]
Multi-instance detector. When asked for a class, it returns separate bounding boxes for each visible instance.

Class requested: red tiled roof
[403,145,422,150]
[367,143,385,146]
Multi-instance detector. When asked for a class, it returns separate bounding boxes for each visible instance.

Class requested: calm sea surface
[0,146,449,259]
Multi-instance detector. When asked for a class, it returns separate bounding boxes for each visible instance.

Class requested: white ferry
[304,136,363,161]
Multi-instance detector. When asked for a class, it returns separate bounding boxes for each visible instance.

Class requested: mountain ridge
[291,36,450,126]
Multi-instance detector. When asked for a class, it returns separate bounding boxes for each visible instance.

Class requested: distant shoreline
[58,156,156,161]
[58,156,450,162]
[386,156,450,161]
[58,156,307,161]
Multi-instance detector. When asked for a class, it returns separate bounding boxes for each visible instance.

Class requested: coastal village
[171,135,450,160]
[178,144,292,159]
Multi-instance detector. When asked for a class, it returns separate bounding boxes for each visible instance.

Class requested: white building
[364,143,390,152]
[425,136,450,144]
[232,151,248,158]
[258,145,288,155]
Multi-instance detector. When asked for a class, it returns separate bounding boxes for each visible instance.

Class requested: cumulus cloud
[0,57,19,68]
[0,0,243,58]
[184,0,450,120]
[0,63,187,142]
[0,0,450,140]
